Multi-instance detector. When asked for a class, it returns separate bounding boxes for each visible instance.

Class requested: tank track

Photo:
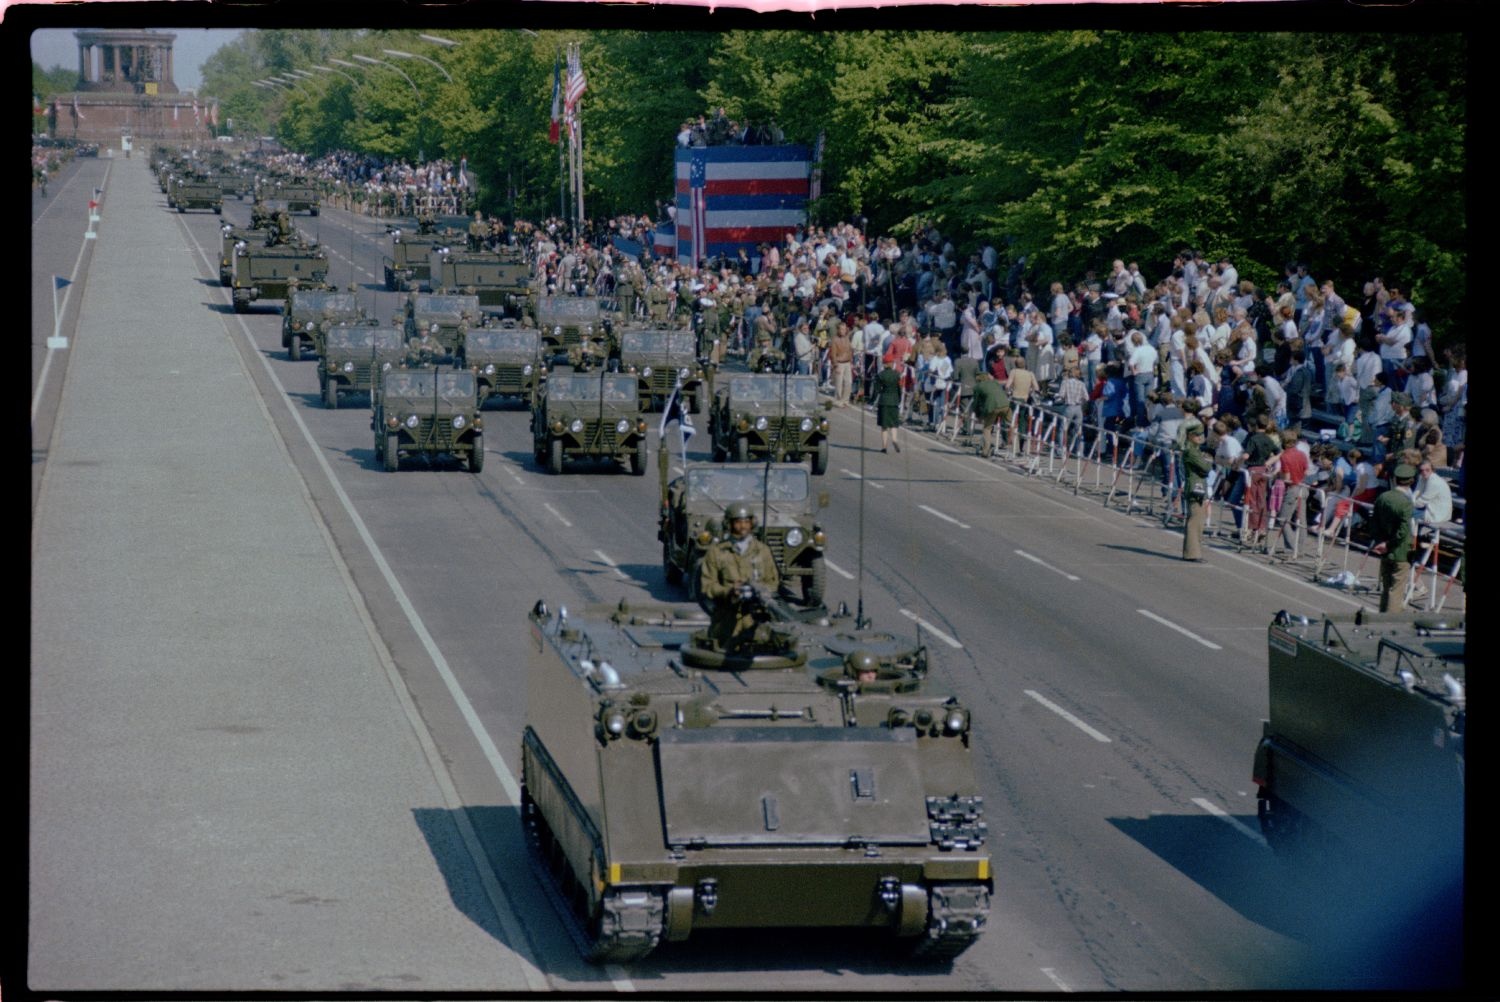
[520,783,665,964]
[907,883,991,963]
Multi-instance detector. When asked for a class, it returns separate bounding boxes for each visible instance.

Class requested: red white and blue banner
[674,145,810,266]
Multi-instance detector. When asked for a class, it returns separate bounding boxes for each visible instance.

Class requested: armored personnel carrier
[404,292,482,356]
[229,239,329,314]
[462,323,545,406]
[531,370,648,475]
[383,220,465,291]
[281,287,363,361]
[521,597,992,963]
[709,372,831,475]
[660,463,829,606]
[429,247,530,315]
[372,366,485,472]
[219,223,269,286]
[170,177,223,214]
[618,327,705,412]
[318,325,405,409]
[1252,609,1464,865]
[272,182,321,215]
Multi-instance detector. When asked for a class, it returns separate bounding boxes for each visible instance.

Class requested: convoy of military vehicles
[145,144,1463,975]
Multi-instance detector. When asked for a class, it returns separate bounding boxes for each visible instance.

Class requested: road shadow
[1096,543,1185,562]
[1109,812,1464,990]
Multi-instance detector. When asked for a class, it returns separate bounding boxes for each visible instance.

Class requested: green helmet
[844,650,880,678]
[724,502,756,524]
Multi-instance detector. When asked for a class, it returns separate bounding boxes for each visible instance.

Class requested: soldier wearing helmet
[698,501,781,648]
[844,649,880,686]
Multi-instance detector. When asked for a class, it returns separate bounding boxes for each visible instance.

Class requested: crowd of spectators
[676,108,784,148]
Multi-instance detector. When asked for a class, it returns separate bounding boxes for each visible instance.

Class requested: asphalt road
[29,155,1457,993]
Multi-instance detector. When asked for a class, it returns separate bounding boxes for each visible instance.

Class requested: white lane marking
[1024,690,1112,743]
[594,549,644,585]
[824,558,856,580]
[1192,797,1269,847]
[841,468,885,488]
[918,504,970,529]
[1136,609,1223,650]
[898,609,963,649]
[1041,967,1072,992]
[542,502,573,527]
[1014,549,1080,581]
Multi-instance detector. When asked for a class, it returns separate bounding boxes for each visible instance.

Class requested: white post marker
[49,275,71,350]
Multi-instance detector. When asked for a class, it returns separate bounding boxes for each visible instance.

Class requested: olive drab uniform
[468,212,487,252]
[1182,434,1214,560]
[699,536,781,648]
[1373,478,1416,611]
[648,284,672,323]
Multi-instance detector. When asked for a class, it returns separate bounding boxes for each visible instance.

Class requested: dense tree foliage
[194,29,1465,329]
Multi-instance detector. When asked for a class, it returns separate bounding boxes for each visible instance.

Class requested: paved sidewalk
[30,155,535,990]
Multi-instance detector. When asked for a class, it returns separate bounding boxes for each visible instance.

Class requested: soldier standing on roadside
[1373,463,1417,611]
[1181,424,1213,561]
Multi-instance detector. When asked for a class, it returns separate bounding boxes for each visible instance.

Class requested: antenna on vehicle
[855,358,870,630]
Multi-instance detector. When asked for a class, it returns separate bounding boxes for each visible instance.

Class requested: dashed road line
[841,468,884,488]
[1137,609,1222,650]
[1192,797,1268,847]
[1024,690,1112,743]
[542,502,573,527]
[593,549,644,585]
[1041,967,1073,992]
[824,558,856,580]
[898,609,963,649]
[1015,549,1080,581]
[918,504,970,529]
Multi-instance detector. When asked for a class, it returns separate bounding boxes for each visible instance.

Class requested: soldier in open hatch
[698,501,780,649]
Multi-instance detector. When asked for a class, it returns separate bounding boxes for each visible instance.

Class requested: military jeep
[533,295,610,353]
[531,371,648,475]
[462,324,545,405]
[372,367,485,473]
[281,288,362,361]
[709,373,830,474]
[660,463,830,606]
[318,325,405,409]
[404,293,482,356]
[618,327,705,412]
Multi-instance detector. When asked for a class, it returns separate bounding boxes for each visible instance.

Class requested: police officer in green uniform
[1373,463,1417,611]
[968,370,1010,458]
[698,502,781,649]
[1181,423,1213,561]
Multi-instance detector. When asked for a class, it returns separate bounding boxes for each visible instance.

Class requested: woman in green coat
[875,356,903,452]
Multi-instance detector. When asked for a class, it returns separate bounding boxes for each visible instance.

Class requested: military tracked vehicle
[531,370,648,475]
[170,177,223,214]
[660,463,829,606]
[317,325,405,409]
[371,367,485,472]
[272,182,321,215]
[229,239,329,314]
[521,597,992,963]
[429,247,530,315]
[219,223,269,286]
[709,373,830,475]
[383,219,464,291]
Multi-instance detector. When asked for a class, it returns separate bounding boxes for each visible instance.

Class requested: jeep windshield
[326,327,403,351]
[622,331,696,357]
[383,371,477,400]
[536,297,601,323]
[728,374,818,405]
[412,295,479,318]
[686,466,810,503]
[295,292,358,315]
[467,330,539,352]
[548,373,637,402]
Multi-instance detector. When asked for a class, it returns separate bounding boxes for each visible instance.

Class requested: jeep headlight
[381,361,393,372]
[616,419,630,434]
[754,416,769,431]
[553,325,562,338]
[812,530,827,547]
[522,363,533,375]
[679,367,691,380]
[945,708,969,735]
[452,414,467,430]
[569,418,584,434]
[483,363,496,375]
[642,366,653,379]
[800,417,814,432]
[342,361,355,374]
[405,414,419,429]
[785,528,805,548]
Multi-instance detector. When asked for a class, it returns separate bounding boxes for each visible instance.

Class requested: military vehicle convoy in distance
[429,247,531,315]
[661,463,830,606]
[1252,609,1464,869]
[619,327,705,412]
[404,293,482,356]
[318,324,405,408]
[372,367,485,472]
[710,373,831,474]
[383,220,465,291]
[170,176,223,214]
[521,597,992,962]
[282,287,363,361]
[463,324,545,406]
[230,240,329,314]
[532,371,648,475]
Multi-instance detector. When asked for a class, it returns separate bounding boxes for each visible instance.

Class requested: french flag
[674,145,809,266]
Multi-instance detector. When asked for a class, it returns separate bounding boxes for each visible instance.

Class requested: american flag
[688,153,707,266]
[565,44,587,113]
[548,55,561,144]
[675,145,809,265]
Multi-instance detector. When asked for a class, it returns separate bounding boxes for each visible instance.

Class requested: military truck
[372,367,485,472]
[230,240,330,314]
[281,287,363,361]
[170,177,223,214]
[660,463,830,606]
[619,327,705,412]
[404,293,482,356]
[272,182,321,215]
[462,324,545,405]
[521,597,991,963]
[382,220,465,291]
[429,247,531,315]
[709,373,831,475]
[531,371,648,475]
[219,223,269,286]
[1252,609,1464,868]
[317,324,406,408]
